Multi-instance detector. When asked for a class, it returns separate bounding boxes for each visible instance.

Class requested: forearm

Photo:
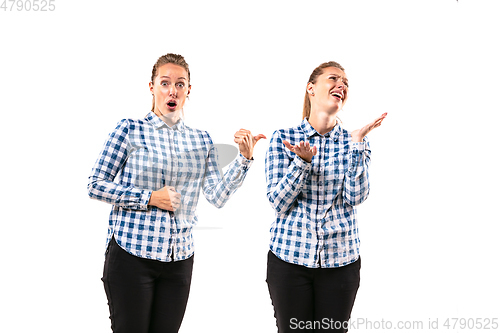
[88,175,151,210]
[266,155,311,214]
[343,142,371,206]
[203,154,253,208]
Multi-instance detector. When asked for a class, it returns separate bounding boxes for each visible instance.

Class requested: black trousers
[266,251,360,333]
[102,236,194,333]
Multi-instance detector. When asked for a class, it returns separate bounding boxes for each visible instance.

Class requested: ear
[187,85,192,95]
[149,82,154,94]
[306,82,315,96]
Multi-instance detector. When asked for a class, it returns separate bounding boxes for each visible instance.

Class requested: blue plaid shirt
[265,118,370,268]
[88,112,252,262]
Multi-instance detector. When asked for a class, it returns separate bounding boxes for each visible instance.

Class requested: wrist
[297,154,311,163]
[240,151,252,160]
[148,191,157,206]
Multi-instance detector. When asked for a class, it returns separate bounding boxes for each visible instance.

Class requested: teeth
[332,92,342,99]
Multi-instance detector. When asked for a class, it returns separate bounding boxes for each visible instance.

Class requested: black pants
[266,251,360,333]
[102,237,194,333]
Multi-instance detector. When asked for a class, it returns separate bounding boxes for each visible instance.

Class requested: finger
[236,129,251,136]
[254,134,267,142]
[235,134,248,144]
[374,118,385,127]
[238,133,252,143]
[312,146,318,155]
[374,113,387,123]
[283,140,294,151]
[241,134,251,146]
[234,130,249,138]
[234,133,245,141]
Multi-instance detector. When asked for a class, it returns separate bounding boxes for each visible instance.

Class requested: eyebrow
[327,74,345,78]
[159,76,187,80]
[328,74,348,82]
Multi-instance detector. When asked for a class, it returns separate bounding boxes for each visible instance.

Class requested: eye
[176,82,185,88]
[161,81,169,86]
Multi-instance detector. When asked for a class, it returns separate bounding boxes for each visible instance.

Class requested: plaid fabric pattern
[88,112,252,262]
[265,118,371,268]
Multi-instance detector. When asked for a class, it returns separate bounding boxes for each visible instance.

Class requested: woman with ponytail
[88,54,265,333]
[265,61,386,332]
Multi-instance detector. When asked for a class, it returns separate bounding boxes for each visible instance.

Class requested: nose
[168,85,177,97]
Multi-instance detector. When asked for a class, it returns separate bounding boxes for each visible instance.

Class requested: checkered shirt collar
[300,118,342,140]
[146,111,186,132]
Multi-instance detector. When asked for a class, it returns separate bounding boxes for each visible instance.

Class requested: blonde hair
[303,61,346,120]
[150,54,191,112]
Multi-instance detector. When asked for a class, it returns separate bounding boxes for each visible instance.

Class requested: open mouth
[331,91,344,101]
[166,100,177,110]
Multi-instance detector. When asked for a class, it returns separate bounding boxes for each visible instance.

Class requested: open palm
[351,113,387,142]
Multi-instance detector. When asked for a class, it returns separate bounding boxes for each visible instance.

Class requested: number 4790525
[1,0,56,11]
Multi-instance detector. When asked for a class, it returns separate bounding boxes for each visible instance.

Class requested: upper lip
[330,90,344,100]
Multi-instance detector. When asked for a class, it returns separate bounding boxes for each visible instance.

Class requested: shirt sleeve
[201,133,253,208]
[87,119,152,210]
[265,130,312,215]
[343,138,371,206]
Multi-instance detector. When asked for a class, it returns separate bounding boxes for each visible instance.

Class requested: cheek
[177,96,187,106]
[159,86,170,94]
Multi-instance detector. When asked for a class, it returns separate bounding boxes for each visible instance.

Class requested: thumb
[253,134,267,143]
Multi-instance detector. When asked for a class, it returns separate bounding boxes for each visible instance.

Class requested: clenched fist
[148,186,181,211]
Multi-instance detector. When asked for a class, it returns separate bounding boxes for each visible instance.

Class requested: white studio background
[1,0,499,332]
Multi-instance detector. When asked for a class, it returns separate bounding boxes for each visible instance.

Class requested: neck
[308,108,339,135]
[155,109,181,127]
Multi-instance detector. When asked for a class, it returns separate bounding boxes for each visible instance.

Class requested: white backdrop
[1,0,499,332]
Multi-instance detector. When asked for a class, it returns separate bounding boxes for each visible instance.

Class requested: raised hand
[234,129,266,160]
[148,186,181,211]
[351,113,387,142]
[283,140,317,163]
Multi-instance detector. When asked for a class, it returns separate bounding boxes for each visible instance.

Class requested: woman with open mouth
[265,61,386,332]
[88,53,265,333]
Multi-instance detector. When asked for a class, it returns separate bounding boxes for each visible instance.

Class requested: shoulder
[114,117,150,130]
[182,124,214,144]
[270,123,304,143]
[107,119,131,139]
[183,124,209,137]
